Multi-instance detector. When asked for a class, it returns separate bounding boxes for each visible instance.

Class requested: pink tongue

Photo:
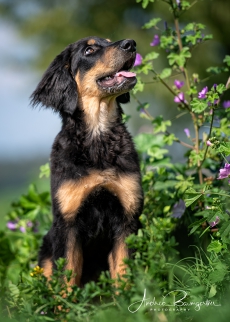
[115,71,136,78]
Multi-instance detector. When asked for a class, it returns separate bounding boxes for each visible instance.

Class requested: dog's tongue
[115,71,136,78]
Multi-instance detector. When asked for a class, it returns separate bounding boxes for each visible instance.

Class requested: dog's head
[31,37,137,115]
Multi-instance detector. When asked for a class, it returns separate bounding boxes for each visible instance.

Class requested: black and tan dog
[31,36,143,287]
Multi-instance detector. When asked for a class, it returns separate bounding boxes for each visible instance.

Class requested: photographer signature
[128,289,221,313]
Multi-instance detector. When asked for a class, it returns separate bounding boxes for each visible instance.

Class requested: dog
[31,36,143,287]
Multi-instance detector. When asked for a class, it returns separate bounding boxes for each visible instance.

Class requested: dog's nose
[120,39,136,52]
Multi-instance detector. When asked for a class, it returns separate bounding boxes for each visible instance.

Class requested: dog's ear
[116,92,130,104]
[31,46,78,115]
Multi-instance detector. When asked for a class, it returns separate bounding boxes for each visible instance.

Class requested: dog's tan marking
[65,230,83,286]
[87,39,96,45]
[105,173,142,216]
[106,38,111,42]
[108,237,128,280]
[57,171,141,220]
[42,258,53,280]
[56,169,116,220]
[74,46,126,136]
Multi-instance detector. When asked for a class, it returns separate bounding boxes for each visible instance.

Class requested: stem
[131,93,154,121]
[199,110,215,169]
[150,69,192,112]
[173,7,203,183]
[204,192,230,198]
[132,93,194,150]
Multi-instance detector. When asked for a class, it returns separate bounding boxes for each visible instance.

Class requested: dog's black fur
[31,36,143,286]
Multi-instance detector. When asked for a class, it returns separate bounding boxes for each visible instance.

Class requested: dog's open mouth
[97,57,136,91]
[98,70,136,87]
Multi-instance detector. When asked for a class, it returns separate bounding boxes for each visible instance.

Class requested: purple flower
[206,140,213,146]
[174,92,187,104]
[171,199,186,218]
[174,79,184,90]
[20,226,26,233]
[223,100,230,109]
[150,35,160,47]
[27,221,33,227]
[133,53,142,67]
[217,163,230,179]
[198,86,208,99]
[7,221,17,230]
[209,216,220,228]
[184,128,190,138]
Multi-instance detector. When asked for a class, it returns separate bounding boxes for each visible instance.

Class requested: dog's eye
[85,47,94,55]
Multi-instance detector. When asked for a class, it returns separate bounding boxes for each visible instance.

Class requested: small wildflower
[217,163,230,180]
[133,53,142,67]
[20,226,26,233]
[193,73,199,83]
[174,92,187,104]
[27,221,33,227]
[150,35,160,47]
[184,128,190,138]
[206,140,213,146]
[171,199,186,218]
[223,100,230,109]
[7,221,17,230]
[30,265,44,277]
[174,79,184,90]
[209,216,220,228]
[198,86,208,99]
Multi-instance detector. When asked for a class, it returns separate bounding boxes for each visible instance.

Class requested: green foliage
[1,0,230,321]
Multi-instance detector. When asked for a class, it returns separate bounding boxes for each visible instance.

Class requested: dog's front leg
[108,235,129,281]
[52,226,83,287]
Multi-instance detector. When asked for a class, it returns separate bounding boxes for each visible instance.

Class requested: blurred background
[0,0,229,226]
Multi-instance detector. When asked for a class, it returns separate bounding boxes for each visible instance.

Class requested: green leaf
[188,218,206,235]
[152,116,171,133]
[142,18,161,29]
[137,102,149,111]
[163,133,176,145]
[216,83,226,94]
[137,0,154,9]
[207,240,222,253]
[219,222,230,238]
[223,55,230,66]
[216,142,230,155]
[209,266,227,283]
[160,68,172,79]
[206,66,229,74]
[143,52,159,62]
[147,147,169,160]
[154,180,178,190]
[190,98,208,113]
[167,47,191,68]
[134,133,164,154]
[39,163,50,178]
[122,114,131,123]
[132,77,144,94]
[184,23,195,31]
[209,285,217,298]
[184,188,203,207]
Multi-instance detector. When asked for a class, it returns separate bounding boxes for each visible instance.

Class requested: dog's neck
[78,96,119,138]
